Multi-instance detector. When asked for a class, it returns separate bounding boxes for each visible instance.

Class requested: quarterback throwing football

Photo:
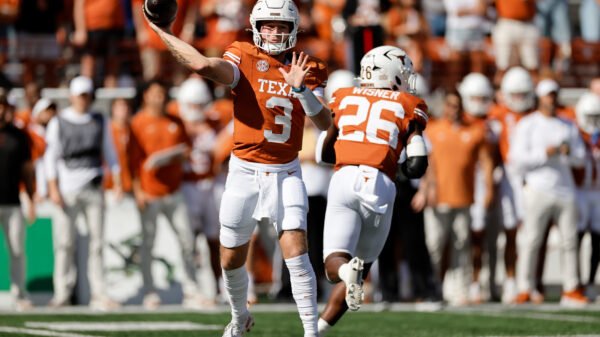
[144,0,331,336]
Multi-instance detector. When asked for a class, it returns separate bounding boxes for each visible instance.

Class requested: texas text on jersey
[223,41,328,164]
[329,86,428,179]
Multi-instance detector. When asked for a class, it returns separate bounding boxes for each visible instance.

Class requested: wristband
[291,84,306,93]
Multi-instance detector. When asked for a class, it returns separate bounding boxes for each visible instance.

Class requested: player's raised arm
[142,2,234,85]
[279,51,332,130]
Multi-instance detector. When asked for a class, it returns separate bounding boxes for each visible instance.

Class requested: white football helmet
[501,67,535,113]
[359,46,416,94]
[324,69,358,101]
[575,92,600,135]
[177,77,212,122]
[458,72,494,117]
[250,0,299,55]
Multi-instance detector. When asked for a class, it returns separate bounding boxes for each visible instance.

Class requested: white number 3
[264,97,294,143]
[337,96,405,149]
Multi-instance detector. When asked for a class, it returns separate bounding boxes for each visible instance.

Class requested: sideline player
[144,0,331,336]
[315,46,428,335]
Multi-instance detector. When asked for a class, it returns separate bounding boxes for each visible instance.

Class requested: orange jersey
[222,41,328,164]
[330,87,428,179]
[496,0,536,21]
[85,0,125,30]
[487,104,527,163]
[426,118,488,207]
[129,110,191,197]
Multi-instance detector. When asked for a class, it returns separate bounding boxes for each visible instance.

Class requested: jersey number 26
[337,96,405,150]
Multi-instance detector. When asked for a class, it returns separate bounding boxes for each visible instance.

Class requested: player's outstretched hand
[279,51,310,90]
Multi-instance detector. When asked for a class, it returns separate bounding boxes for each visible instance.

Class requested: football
[143,0,178,28]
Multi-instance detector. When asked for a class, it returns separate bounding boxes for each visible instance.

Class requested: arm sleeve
[44,117,60,181]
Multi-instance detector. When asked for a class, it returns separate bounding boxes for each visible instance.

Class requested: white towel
[354,165,389,216]
[252,171,280,222]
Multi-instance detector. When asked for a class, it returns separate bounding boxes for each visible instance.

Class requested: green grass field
[1,304,600,337]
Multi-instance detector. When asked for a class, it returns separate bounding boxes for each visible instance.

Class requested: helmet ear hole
[395,76,402,86]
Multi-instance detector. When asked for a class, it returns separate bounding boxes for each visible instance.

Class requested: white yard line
[24,321,223,332]
[452,309,600,323]
[0,327,104,337]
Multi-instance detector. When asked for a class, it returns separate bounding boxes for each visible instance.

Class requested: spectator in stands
[72,0,126,87]
[384,0,429,73]
[491,0,539,86]
[422,0,446,37]
[129,79,203,309]
[132,0,197,83]
[14,0,66,87]
[44,76,121,310]
[572,92,600,302]
[535,0,572,76]
[443,0,487,90]
[421,90,494,306]
[510,78,588,307]
[342,0,391,74]
[579,0,600,42]
[0,89,35,311]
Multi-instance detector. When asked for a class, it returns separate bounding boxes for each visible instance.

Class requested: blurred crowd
[0,0,599,89]
[1,0,600,312]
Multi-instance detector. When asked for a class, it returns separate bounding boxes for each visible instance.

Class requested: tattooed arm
[146,20,234,85]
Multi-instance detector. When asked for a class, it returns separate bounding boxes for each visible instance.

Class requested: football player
[177,76,222,307]
[457,73,497,303]
[144,0,331,336]
[316,46,428,335]
[573,93,600,301]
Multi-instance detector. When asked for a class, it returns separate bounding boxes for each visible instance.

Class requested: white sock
[338,262,351,284]
[285,254,318,337]
[223,266,249,326]
[317,318,332,335]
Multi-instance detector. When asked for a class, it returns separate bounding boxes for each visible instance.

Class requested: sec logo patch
[256,60,270,72]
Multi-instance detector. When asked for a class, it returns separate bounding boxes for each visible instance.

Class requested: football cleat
[222,313,255,337]
[344,257,365,311]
